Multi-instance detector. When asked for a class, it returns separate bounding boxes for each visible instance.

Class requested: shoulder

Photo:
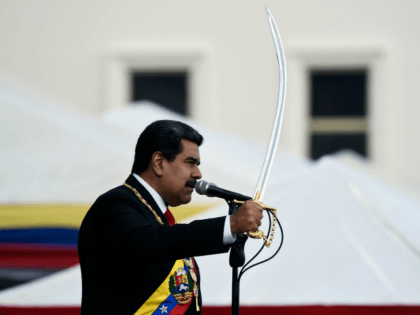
[80,185,141,228]
[88,183,151,218]
[95,184,135,206]
[79,184,154,243]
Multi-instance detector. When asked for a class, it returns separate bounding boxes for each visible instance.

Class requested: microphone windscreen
[195,180,208,195]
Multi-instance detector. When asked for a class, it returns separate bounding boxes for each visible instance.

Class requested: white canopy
[1,157,419,306]
[102,101,311,200]
[2,76,418,306]
[0,78,310,204]
[0,76,133,203]
[195,156,420,305]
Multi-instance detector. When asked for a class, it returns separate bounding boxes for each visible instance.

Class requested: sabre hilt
[234,191,277,248]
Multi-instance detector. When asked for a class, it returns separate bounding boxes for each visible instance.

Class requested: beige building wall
[1,0,419,194]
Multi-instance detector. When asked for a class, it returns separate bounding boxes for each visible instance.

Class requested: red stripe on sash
[170,302,191,315]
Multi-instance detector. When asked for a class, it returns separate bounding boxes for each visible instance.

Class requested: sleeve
[223,215,237,245]
[96,199,230,264]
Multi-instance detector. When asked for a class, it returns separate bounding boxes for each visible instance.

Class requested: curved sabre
[253,7,287,203]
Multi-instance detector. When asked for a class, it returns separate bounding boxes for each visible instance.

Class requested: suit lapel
[124,174,169,226]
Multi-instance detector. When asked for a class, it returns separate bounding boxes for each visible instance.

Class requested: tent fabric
[0,76,133,204]
[1,158,419,307]
[0,75,135,275]
[102,101,312,198]
[194,157,420,305]
[0,265,81,305]
[1,77,419,309]
[0,97,311,306]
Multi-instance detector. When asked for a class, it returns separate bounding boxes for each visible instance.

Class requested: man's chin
[168,194,192,207]
[181,194,192,205]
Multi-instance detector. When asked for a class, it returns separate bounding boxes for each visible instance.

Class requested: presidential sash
[135,259,197,315]
[124,183,199,315]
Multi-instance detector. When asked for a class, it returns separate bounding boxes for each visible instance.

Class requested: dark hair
[131,120,203,174]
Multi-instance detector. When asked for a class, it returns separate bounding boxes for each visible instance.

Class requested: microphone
[195,180,252,202]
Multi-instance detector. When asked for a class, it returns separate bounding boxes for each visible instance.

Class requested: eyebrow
[186,155,200,166]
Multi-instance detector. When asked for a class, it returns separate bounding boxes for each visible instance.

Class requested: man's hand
[230,200,264,234]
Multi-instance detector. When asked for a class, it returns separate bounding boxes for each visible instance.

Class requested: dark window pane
[311,70,367,117]
[132,72,188,115]
[311,133,366,160]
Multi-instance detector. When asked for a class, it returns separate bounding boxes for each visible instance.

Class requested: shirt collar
[132,173,167,214]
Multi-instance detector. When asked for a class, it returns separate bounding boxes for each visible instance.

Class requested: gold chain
[234,193,278,248]
[264,209,277,247]
[124,182,200,311]
[246,209,277,247]
[124,183,163,224]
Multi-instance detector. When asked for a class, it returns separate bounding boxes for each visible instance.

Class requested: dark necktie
[164,208,176,226]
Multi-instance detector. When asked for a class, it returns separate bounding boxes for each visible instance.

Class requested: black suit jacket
[78,175,230,315]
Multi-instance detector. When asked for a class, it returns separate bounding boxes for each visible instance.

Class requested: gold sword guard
[233,191,277,248]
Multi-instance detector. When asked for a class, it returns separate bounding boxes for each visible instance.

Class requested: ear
[150,151,164,177]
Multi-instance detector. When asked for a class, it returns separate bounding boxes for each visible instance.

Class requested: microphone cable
[238,209,284,281]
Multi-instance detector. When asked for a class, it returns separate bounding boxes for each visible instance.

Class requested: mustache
[185,179,197,188]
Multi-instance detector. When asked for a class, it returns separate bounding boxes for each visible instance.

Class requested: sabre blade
[253,7,287,202]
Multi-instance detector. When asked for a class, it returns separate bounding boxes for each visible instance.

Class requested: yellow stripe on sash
[134,259,184,315]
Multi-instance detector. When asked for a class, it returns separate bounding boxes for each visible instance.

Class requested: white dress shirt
[132,173,236,245]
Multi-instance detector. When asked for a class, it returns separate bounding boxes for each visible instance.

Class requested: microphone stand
[197,183,283,315]
[228,201,248,315]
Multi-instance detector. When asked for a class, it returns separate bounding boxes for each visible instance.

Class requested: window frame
[286,41,387,166]
[101,43,214,123]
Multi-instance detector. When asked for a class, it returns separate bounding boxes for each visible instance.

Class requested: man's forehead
[181,139,200,157]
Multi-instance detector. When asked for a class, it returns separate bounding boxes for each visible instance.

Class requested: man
[78,120,263,315]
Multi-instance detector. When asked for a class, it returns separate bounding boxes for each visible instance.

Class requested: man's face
[160,139,202,207]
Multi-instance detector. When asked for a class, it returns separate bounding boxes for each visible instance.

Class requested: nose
[193,166,202,180]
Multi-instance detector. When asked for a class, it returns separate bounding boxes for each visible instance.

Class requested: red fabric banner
[0,244,79,269]
[1,305,420,315]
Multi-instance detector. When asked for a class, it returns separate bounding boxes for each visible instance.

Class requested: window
[310,69,368,160]
[131,72,188,115]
